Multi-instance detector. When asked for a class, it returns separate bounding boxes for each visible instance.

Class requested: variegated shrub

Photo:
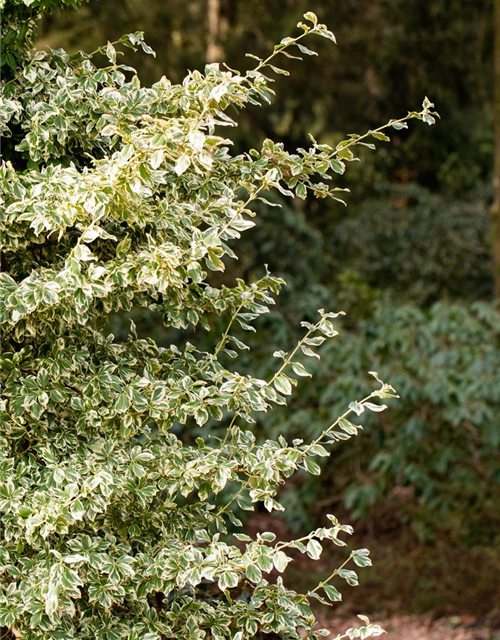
[0,2,435,638]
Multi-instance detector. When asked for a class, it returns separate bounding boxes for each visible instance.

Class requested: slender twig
[300,393,374,457]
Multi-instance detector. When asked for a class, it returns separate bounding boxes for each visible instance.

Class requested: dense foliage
[38,0,493,195]
[36,1,500,553]
[31,1,500,619]
[0,2,436,638]
[332,184,492,306]
[254,302,500,542]
[113,180,497,544]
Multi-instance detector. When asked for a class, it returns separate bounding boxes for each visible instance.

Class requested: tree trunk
[206,0,223,63]
[493,0,500,297]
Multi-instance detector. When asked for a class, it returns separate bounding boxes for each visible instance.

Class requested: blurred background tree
[38,0,499,619]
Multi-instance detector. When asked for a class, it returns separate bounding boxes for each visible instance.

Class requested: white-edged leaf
[174,154,191,175]
[349,401,365,416]
[364,402,387,413]
[323,584,342,601]
[306,538,322,560]
[44,583,58,617]
[150,149,164,169]
[273,550,292,573]
[274,375,292,395]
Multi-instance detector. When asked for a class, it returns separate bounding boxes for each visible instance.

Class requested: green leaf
[303,457,321,475]
[391,121,408,130]
[352,549,372,568]
[44,583,58,617]
[206,248,225,272]
[106,41,116,63]
[63,554,88,564]
[339,419,359,435]
[273,550,292,572]
[296,43,318,57]
[116,236,132,256]
[291,361,311,377]
[174,154,191,175]
[234,533,252,542]
[295,182,307,199]
[274,375,292,395]
[301,345,320,359]
[338,568,359,586]
[349,401,364,416]
[308,444,329,457]
[70,499,85,520]
[306,539,322,560]
[364,402,387,413]
[218,571,239,591]
[114,392,130,413]
[150,149,164,169]
[257,554,274,572]
[317,27,337,43]
[260,532,276,542]
[370,131,391,142]
[246,564,262,583]
[323,584,342,602]
[353,554,372,568]
[330,158,346,174]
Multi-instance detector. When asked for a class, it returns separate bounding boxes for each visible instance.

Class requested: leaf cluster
[1,4,434,638]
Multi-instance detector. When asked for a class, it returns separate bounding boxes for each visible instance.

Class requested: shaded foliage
[333,183,492,305]
[257,302,500,543]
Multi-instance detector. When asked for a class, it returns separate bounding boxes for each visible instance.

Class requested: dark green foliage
[333,184,492,305]
[258,302,500,542]
[1,0,83,78]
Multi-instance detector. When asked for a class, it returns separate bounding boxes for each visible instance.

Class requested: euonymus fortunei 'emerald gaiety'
[0,2,436,638]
